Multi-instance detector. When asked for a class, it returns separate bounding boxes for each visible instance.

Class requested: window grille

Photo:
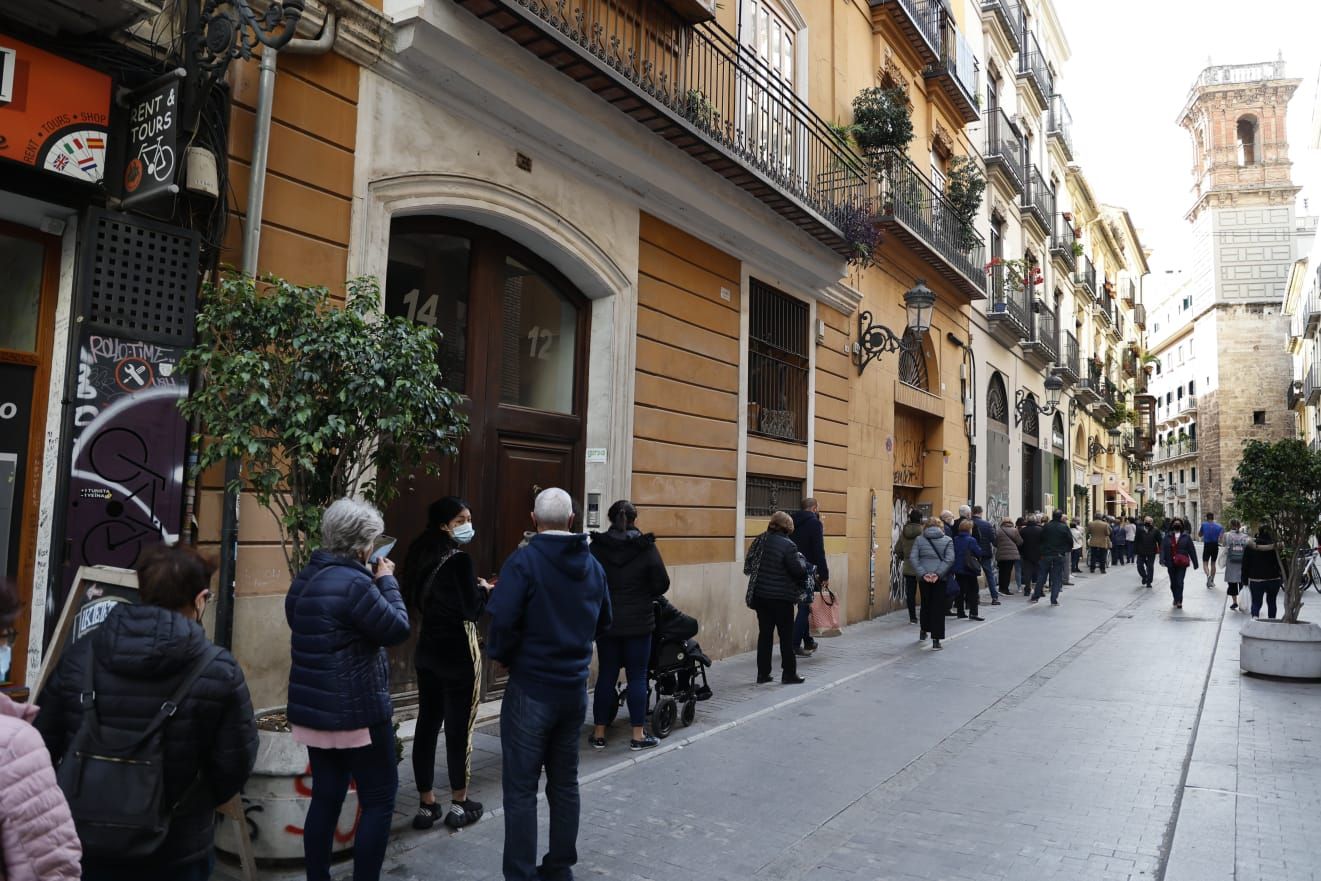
[746,475,804,516]
[748,279,808,442]
[898,329,929,391]
[987,373,1009,426]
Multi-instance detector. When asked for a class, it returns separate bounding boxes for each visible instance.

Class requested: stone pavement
[220,559,1321,881]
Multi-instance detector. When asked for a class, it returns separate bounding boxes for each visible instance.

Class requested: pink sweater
[0,693,81,881]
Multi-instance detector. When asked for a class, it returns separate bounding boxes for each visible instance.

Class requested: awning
[1115,488,1137,505]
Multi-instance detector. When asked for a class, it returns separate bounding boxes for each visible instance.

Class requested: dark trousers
[1168,565,1187,604]
[1021,559,1040,590]
[918,577,946,640]
[793,597,817,649]
[414,668,479,794]
[903,574,919,621]
[83,854,215,881]
[998,560,1017,594]
[593,634,651,727]
[1136,553,1156,585]
[501,680,587,881]
[1071,548,1082,572]
[956,573,979,617]
[1111,543,1125,565]
[754,599,797,680]
[304,720,398,881]
[1248,578,1281,618]
[1089,547,1108,572]
[1033,555,1066,603]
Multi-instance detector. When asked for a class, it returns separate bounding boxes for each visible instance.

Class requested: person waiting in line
[745,511,808,685]
[1220,519,1250,612]
[1019,514,1044,600]
[1069,517,1085,576]
[1134,517,1162,589]
[284,499,410,881]
[36,545,258,881]
[1034,511,1073,605]
[995,517,1023,596]
[1243,526,1284,619]
[910,518,954,650]
[1199,512,1225,589]
[1110,518,1128,568]
[896,509,925,623]
[404,497,493,832]
[1087,512,1111,573]
[589,500,670,751]
[790,498,829,656]
[1160,517,1199,610]
[1123,517,1138,565]
[970,505,1000,604]
[951,520,985,622]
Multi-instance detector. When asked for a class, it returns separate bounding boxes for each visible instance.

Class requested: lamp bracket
[855,310,916,375]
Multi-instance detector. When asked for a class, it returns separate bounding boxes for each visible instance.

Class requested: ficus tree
[1229,438,1321,624]
[179,273,468,576]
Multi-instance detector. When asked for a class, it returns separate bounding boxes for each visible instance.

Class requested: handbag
[797,557,815,606]
[809,585,841,637]
[744,534,766,608]
[1171,537,1191,568]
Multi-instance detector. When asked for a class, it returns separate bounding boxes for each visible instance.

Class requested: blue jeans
[1249,578,1281,618]
[593,634,651,727]
[793,596,817,648]
[304,720,398,881]
[84,853,215,881]
[501,680,587,881]
[980,558,999,599]
[1013,558,1022,588]
[1033,555,1066,603]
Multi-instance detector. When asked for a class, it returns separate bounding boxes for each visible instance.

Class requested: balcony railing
[1122,278,1137,305]
[1021,164,1051,234]
[1178,395,1198,415]
[1075,255,1097,298]
[1047,93,1073,160]
[1307,360,1321,405]
[1025,304,1058,363]
[458,0,871,258]
[987,261,1030,332]
[1049,213,1076,272]
[1055,330,1080,382]
[1133,303,1147,329]
[1097,288,1115,325]
[925,18,980,122]
[979,0,1020,53]
[1017,29,1053,107]
[1155,439,1198,463]
[871,0,941,64]
[871,149,986,298]
[1306,283,1321,336]
[984,107,1024,194]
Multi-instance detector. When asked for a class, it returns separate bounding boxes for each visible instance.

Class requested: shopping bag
[809,586,842,637]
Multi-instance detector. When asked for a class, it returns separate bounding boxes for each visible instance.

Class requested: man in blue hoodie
[486,488,612,881]
[790,499,829,656]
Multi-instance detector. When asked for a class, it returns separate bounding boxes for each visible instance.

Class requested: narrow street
[225,561,1320,881]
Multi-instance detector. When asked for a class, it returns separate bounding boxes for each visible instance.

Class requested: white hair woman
[285,498,410,881]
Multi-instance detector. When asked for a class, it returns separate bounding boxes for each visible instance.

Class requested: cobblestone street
[225,560,1321,881]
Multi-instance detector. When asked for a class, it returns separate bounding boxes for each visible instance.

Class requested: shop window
[745,475,803,516]
[748,279,808,441]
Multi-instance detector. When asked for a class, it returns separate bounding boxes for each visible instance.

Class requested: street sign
[118,69,184,208]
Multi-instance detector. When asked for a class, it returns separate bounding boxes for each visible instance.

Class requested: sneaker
[931,640,943,651]
[956,613,968,619]
[968,615,984,621]
[1030,598,1040,604]
[919,630,928,641]
[443,800,484,830]
[909,617,919,624]
[412,802,443,830]
[794,648,812,658]
[803,641,819,652]
[630,733,660,751]
[990,600,1002,606]
[756,675,773,684]
[588,735,606,750]
[1050,601,1060,606]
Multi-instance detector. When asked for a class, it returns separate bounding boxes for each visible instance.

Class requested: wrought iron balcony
[870,149,986,299]
[979,0,1020,54]
[1021,164,1051,237]
[986,261,1030,344]
[1110,307,1125,342]
[1288,378,1304,410]
[1075,255,1097,299]
[1097,288,1115,327]
[924,18,980,123]
[984,108,1024,196]
[1053,330,1081,384]
[1122,278,1137,305]
[1133,302,1147,329]
[1049,213,1076,273]
[1306,285,1321,336]
[1047,94,1073,160]
[1017,29,1053,109]
[1307,360,1321,405]
[870,0,941,65]
[1155,439,1198,463]
[1021,303,1057,369]
[457,0,871,259]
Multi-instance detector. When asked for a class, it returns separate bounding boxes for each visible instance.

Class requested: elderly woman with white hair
[286,498,411,881]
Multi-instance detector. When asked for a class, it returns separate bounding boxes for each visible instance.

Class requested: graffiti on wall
[889,497,911,604]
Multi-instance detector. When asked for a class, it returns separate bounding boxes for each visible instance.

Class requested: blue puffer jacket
[285,549,410,731]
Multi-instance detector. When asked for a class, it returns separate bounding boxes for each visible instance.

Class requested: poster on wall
[34,565,138,698]
[0,33,111,183]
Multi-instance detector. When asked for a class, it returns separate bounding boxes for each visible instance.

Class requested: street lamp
[1108,427,1122,452]
[1087,434,1107,461]
[1014,374,1065,426]
[855,279,937,375]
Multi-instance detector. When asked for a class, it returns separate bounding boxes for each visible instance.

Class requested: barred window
[746,475,804,516]
[748,279,808,442]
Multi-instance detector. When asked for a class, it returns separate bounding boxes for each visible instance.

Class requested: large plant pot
[1240,619,1321,679]
[215,722,360,862]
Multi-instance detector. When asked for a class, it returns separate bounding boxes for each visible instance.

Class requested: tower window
[1237,117,1258,166]
[1253,410,1266,425]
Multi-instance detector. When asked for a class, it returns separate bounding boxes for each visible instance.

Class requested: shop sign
[118,70,183,206]
[0,33,111,183]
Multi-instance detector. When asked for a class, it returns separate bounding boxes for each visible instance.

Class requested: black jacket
[35,604,257,869]
[1134,524,1161,555]
[789,510,830,581]
[285,549,410,731]
[1243,540,1284,582]
[1019,523,1044,562]
[408,537,487,679]
[590,529,670,638]
[1160,532,1197,568]
[1040,520,1073,557]
[748,532,808,604]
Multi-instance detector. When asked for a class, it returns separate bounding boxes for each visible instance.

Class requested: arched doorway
[383,217,591,698]
[1020,393,1041,513]
[985,372,1011,523]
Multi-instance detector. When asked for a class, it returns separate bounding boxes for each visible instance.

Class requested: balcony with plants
[455,0,873,261]
[1047,93,1073,161]
[870,0,941,65]
[1017,29,1054,110]
[1021,302,1058,370]
[985,257,1034,345]
[1053,330,1081,384]
[979,0,1020,54]
[1049,213,1079,273]
[925,17,980,123]
[1021,164,1052,238]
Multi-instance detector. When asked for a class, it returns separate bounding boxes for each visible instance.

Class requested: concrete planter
[215,722,360,863]
[1240,619,1321,680]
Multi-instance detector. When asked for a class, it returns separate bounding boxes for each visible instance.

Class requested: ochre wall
[815,303,851,545]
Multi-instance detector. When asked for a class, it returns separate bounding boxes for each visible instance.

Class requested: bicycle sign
[118,68,183,205]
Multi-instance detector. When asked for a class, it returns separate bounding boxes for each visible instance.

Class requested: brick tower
[1174,59,1304,518]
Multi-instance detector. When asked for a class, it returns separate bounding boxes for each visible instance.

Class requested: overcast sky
[1053,0,1321,276]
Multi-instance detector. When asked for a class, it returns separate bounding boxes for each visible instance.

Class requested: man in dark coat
[1134,517,1161,588]
[970,505,1000,604]
[1033,510,1073,605]
[1019,515,1044,596]
[790,499,829,656]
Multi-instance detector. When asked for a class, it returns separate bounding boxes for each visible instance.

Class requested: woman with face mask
[404,496,492,831]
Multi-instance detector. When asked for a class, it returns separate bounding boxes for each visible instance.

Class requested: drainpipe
[214,11,338,650]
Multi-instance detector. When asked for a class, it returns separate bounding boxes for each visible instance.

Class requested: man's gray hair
[534,487,574,531]
[321,498,385,556]
[958,505,971,518]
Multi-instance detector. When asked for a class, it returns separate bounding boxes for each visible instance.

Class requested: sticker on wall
[585,448,607,464]
[885,436,893,454]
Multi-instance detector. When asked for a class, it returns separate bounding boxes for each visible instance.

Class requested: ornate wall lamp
[186,0,307,123]
[855,280,936,375]
[1087,427,1122,461]
[1014,374,1064,427]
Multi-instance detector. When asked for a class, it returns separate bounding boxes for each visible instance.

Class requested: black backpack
[56,643,222,859]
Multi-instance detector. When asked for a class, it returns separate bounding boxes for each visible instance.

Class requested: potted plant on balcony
[851,86,913,171]
[1071,240,1084,257]
[840,201,881,268]
[1230,438,1321,678]
[945,156,986,252]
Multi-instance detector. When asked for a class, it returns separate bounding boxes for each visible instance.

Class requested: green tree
[1139,500,1165,529]
[851,87,914,159]
[1229,439,1321,623]
[179,273,468,575]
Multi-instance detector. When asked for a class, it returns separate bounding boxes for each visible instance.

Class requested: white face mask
[452,523,475,545]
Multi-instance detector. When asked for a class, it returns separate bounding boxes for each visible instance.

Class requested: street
[230,561,1321,881]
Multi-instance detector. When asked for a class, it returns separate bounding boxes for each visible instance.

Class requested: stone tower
[1175,59,1303,519]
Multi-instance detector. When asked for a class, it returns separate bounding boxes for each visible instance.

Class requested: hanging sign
[0,33,111,183]
[117,69,184,207]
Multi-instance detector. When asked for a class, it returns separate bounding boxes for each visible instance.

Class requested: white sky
[1054,0,1321,275]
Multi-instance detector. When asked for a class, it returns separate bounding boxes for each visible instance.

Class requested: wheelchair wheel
[680,699,696,728]
[651,697,677,739]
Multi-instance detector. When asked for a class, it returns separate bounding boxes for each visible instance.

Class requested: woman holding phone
[402,497,492,831]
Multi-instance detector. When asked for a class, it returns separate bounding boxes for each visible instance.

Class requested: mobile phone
[369,535,397,564]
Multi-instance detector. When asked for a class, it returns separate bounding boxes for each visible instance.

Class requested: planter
[215,718,361,863]
[1240,619,1321,679]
